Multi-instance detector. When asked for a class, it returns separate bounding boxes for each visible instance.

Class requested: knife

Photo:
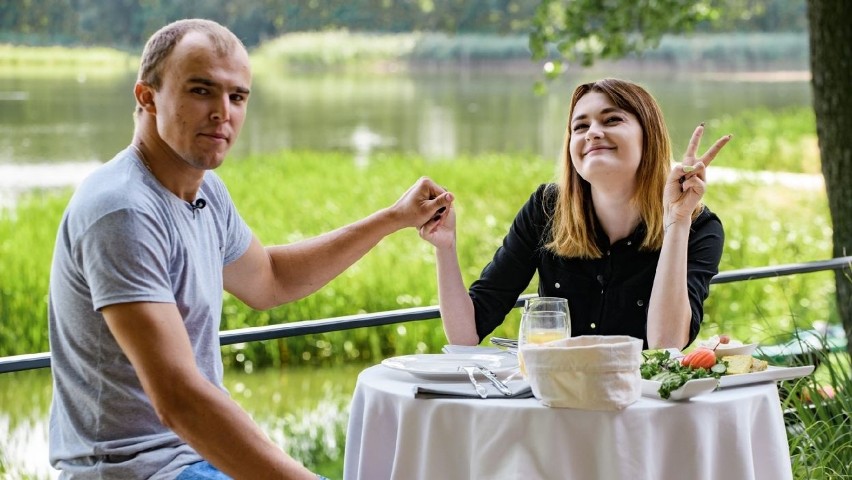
[476,364,513,396]
[460,366,488,398]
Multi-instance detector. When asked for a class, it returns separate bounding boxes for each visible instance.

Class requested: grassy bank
[0,44,135,78]
[250,31,809,73]
[1,31,809,75]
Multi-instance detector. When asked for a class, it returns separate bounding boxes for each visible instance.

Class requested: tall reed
[784,347,851,478]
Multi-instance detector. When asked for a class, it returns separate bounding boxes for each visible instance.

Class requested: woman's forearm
[646,220,692,349]
[435,245,479,345]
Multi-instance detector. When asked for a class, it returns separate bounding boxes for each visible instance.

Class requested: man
[47,19,452,479]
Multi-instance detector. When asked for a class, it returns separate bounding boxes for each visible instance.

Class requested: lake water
[0,67,813,208]
[0,67,814,477]
[0,68,811,167]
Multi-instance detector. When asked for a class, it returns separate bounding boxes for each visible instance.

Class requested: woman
[420,78,731,350]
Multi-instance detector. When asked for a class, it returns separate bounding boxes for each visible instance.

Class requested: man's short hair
[137,18,245,91]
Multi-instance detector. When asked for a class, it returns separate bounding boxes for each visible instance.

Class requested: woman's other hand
[663,123,732,228]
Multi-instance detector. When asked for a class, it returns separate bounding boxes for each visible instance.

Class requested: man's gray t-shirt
[47,147,252,479]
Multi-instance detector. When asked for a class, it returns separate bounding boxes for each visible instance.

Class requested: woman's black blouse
[469,184,724,349]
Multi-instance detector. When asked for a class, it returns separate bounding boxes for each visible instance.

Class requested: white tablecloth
[344,365,793,480]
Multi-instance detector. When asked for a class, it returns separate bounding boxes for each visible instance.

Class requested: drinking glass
[524,296,571,338]
[518,310,568,377]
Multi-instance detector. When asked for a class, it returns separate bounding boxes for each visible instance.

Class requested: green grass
[709,107,819,173]
[6,149,822,366]
[216,151,556,368]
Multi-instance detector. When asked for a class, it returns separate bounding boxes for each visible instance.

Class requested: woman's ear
[134,82,156,114]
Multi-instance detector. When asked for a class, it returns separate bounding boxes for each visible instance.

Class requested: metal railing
[2,256,850,374]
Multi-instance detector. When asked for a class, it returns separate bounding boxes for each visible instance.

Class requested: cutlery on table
[490,337,518,349]
[459,366,488,398]
[476,364,513,396]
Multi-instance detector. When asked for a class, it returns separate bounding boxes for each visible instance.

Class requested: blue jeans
[176,461,231,480]
[176,460,330,480]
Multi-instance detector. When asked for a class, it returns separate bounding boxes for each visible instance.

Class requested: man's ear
[134,82,156,114]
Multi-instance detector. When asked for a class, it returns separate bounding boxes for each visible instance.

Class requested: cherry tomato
[681,347,717,369]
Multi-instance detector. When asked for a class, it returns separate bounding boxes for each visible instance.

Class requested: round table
[343,364,793,480]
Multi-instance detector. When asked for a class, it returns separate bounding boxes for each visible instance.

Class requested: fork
[475,364,513,396]
[459,366,488,398]
[490,337,518,349]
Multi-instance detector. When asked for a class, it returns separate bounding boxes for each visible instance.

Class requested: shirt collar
[593,216,647,250]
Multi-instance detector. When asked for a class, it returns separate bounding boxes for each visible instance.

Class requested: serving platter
[641,377,719,401]
[717,365,815,388]
[642,363,814,402]
[381,353,519,381]
[664,349,814,387]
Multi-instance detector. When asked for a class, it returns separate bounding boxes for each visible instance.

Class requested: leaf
[528,0,723,85]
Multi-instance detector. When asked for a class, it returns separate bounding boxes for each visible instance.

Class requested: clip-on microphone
[189,198,206,218]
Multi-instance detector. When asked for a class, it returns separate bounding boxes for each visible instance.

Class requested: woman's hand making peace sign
[663,123,732,230]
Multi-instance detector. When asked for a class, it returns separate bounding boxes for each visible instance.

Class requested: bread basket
[522,335,643,410]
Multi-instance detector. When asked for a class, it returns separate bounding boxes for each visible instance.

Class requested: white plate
[718,365,815,388]
[641,377,719,401]
[381,353,519,380]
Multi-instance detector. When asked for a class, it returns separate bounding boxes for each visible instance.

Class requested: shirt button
[590,323,597,329]
[596,274,604,282]
[555,282,561,289]
[637,299,644,307]
[606,250,611,256]
[627,241,632,246]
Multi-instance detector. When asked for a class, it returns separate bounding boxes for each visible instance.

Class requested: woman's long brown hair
[546,78,676,259]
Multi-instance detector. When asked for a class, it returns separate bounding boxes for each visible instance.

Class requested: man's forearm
[263,207,403,303]
[160,376,316,480]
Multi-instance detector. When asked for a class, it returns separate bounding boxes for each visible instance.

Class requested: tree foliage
[0,0,537,48]
[0,0,806,49]
[529,0,720,78]
[528,0,806,75]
